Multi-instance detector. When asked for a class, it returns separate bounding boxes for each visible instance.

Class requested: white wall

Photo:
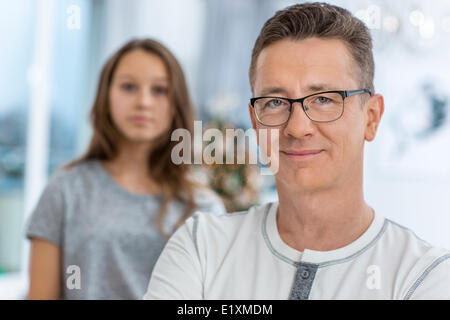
[101,0,206,104]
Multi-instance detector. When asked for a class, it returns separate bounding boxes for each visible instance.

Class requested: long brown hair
[67,38,200,237]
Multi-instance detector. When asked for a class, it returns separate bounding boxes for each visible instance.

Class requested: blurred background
[1,0,450,299]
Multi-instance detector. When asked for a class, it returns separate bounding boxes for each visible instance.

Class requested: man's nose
[283,101,315,138]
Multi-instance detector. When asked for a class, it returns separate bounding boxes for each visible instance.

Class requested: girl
[26,39,225,299]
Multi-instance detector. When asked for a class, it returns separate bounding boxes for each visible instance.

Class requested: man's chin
[276,172,329,192]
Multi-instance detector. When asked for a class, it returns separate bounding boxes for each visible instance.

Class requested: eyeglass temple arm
[345,88,372,97]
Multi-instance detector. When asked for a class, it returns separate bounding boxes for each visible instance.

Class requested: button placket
[289,263,318,300]
[301,269,310,279]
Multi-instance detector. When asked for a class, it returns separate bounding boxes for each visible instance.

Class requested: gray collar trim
[261,202,388,268]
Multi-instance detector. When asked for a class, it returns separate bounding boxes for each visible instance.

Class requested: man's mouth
[280,149,324,160]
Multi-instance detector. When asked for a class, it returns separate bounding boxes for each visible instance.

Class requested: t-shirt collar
[263,201,387,266]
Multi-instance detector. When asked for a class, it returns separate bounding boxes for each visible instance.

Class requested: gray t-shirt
[25,159,226,299]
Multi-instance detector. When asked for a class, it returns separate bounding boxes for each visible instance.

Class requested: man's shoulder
[383,217,450,265]
[383,218,437,253]
[403,247,450,299]
[189,202,273,226]
[183,202,274,244]
[382,218,450,299]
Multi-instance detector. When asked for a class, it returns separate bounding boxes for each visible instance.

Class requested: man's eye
[267,99,286,107]
[121,83,136,91]
[315,96,331,104]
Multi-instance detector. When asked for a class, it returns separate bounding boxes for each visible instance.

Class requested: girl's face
[109,49,173,145]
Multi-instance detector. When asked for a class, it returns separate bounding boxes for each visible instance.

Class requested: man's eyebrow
[258,84,338,97]
[305,84,336,93]
[259,87,289,96]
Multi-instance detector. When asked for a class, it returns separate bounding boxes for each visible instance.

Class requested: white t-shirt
[144,202,450,300]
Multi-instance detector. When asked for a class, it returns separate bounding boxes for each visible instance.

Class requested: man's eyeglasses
[250,89,372,126]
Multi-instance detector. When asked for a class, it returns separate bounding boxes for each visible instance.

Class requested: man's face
[249,38,382,193]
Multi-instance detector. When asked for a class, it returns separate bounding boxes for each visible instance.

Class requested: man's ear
[248,103,260,145]
[364,93,384,142]
[248,103,257,130]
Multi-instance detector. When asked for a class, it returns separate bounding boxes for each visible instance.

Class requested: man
[144,3,450,299]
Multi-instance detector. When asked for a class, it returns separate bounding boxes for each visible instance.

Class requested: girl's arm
[27,238,61,299]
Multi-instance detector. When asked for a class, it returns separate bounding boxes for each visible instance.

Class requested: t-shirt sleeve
[143,215,203,299]
[194,188,227,216]
[405,253,450,300]
[25,172,66,247]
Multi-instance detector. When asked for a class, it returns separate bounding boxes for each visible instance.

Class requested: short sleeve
[25,172,66,247]
[406,254,450,300]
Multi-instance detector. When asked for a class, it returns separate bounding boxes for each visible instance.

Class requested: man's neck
[276,180,373,252]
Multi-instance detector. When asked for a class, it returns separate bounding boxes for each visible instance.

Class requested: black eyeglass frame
[250,88,372,126]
